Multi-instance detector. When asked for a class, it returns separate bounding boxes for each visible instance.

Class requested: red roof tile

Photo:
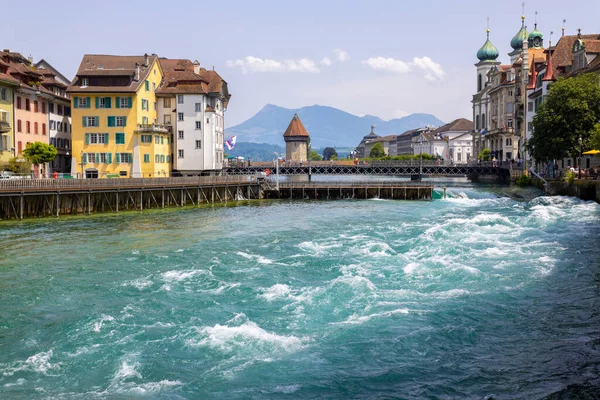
[283,114,309,138]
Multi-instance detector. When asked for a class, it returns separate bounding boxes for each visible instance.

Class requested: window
[120,97,130,108]
[26,99,30,111]
[164,98,171,108]
[142,116,148,125]
[507,119,513,128]
[164,115,171,124]
[88,133,108,144]
[528,122,533,132]
[87,153,96,163]
[195,140,201,149]
[78,97,88,108]
[178,149,184,158]
[206,118,209,124]
[141,134,152,143]
[154,102,157,111]
[167,155,171,163]
[26,121,31,133]
[178,112,184,121]
[507,102,513,113]
[41,102,46,113]
[195,103,201,112]
[145,80,149,91]
[152,82,156,92]
[116,133,125,144]
[64,106,70,117]
[119,153,131,163]
[155,154,160,163]
[119,171,127,176]
[142,99,148,110]
[48,103,54,113]
[161,155,165,163]
[178,130,184,139]
[34,101,39,113]
[16,97,22,109]
[528,102,533,112]
[42,123,46,135]
[34,122,39,134]
[154,135,160,144]
[17,120,22,132]
[0,88,7,101]
[85,116,99,127]
[177,95,184,104]
[116,117,126,127]
[195,121,201,130]
[81,78,89,86]
[144,154,150,163]
[99,153,109,163]
[65,139,70,149]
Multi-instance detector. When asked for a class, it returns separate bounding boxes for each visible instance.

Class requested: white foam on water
[274,384,300,393]
[210,282,241,294]
[236,251,274,265]
[122,277,153,290]
[258,284,292,301]
[538,255,557,263]
[93,315,115,333]
[350,241,396,258]
[114,360,142,381]
[187,320,306,354]
[175,248,185,252]
[1,350,61,376]
[330,274,377,292]
[404,262,419,275]
[297,240,343,255]
[3,378,26,387]
[128,380,183,394]
[161,269,206,282]
[339,308,410,325]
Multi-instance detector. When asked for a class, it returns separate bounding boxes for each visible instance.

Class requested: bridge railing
[0,175,255,192]
[271,180,433,188]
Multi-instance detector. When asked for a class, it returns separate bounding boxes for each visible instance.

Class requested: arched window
[481,113,486,130]
[476,115,480,130]
[34,122,38,134]
[478,74,482,92]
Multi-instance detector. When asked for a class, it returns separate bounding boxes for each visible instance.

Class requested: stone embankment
[546,180,600,203]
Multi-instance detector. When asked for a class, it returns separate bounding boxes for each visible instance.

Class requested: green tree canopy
[309,149,322,161]
[478,148,491,161]
[369,142,385,158]
[322,147,338,160]
[528,73,600,162]
[22,142,57,166]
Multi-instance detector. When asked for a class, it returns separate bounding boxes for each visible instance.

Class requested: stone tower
[283,113,310,162]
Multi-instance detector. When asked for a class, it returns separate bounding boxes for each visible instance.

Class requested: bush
[564,170,576,184]
[515,174,532,187]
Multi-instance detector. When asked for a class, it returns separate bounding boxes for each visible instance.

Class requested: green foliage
[309,150,322,161]
[564,170,576,184]
[361,153,434,161]
[330,155,338,161]
[515,174,532,187]
[1,157,32,174]
[369,142,385,158]
[589,123,600,152]
[223,142,285,161]
[322,147,338,160]
[22,142,57,165]
[478,148,491,161]
[528,73,600,162]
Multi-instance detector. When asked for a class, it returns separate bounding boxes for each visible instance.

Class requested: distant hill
[226,104,445,148]
[225,142,285,162]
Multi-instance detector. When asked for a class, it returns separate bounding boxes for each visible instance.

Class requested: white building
[156,59,230,175]
[36,59,72,173]
[414,118,473,164]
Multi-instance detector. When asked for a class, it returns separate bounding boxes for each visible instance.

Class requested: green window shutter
[116,97,121,109]
[129,153,133,164]
[74,97,79,108]
[105,97,111,108]
[107,153,112,164]
[145,81,149,91]
[108,116,115,127]
[127,97,132,108]
[123,117,127,126]
[82,116,87,127]
[85,133,90,144]
[116,153,120,163]
[96,153,100,163]
[144,154,149,163]
[86,97,91,108]
[82,153,87,164]
[95,116,100,127]
[104,133,109,144]
[95,97,99,109]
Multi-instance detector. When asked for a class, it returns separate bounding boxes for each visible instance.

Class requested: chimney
[144,53,149,67]
[193,60,200,75]
[134,62,140,81]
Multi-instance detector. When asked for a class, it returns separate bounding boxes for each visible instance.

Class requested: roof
[156,58,209,95]
[551,33,600,76]
[35,59,71,85]
[283,114,309,138]
[67,54,158,93]
[432,118,473,134]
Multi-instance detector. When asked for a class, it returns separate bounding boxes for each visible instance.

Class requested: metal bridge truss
[225,165,507,177]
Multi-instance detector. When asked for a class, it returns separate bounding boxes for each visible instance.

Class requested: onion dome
[477,29,499,62]
[528,23,544,48]
[510,16,528,50]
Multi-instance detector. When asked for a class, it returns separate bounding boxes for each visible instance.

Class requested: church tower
[283,113,310,162]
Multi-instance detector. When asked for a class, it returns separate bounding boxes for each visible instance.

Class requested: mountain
[225,142,285,162]
[225,104,445,148]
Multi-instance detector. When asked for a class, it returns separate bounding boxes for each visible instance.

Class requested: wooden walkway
[263,181,434,200]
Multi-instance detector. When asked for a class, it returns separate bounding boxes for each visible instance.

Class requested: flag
[481,129,487,135]
[502,123,507,130]
[225,136,237,150]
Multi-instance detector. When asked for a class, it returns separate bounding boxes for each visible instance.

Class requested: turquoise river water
[0,184,599,399]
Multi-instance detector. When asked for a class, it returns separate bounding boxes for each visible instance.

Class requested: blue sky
[4,0,600,127]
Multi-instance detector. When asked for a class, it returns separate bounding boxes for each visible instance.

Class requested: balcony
[135,123,171,134]
[0,121,10,133]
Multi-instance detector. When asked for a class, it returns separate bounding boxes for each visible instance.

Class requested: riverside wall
[546,180,600,203]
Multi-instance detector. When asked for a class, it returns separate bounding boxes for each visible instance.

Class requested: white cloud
[226,56,320,74]
[362,57,411,74]
[362,55,446,81]
[412,56,446,81]
[320,57,332,66]
[333,49,350,62]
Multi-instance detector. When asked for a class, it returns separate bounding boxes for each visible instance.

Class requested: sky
[4,0,600,128]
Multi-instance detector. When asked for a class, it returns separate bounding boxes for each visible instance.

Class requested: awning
[583,149,600,155]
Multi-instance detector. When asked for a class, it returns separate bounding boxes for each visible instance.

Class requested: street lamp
[579,135,583,179]
[273,152,280,191]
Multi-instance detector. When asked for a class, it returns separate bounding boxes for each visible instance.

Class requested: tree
[1,157,32,174]
[322,147,338,161]
[528,73,600,162]
[590,123,600,151]
[309,149,322,161]
[369,142,385,158]
[22,142,57,177]
[478,148,491,161]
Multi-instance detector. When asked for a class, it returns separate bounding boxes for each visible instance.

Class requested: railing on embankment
[0,176,261,220]
[263,181,434,200]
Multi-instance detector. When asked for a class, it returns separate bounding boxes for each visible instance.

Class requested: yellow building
[0,59,19,163]
[67,54,171,178]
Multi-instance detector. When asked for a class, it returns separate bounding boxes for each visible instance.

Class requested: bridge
[224,162,510,178]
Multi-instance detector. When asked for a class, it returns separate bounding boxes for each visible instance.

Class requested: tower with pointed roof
[283,113,310,162]
[510,15,529,64]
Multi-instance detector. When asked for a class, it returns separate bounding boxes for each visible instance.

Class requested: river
[0,183,599,399]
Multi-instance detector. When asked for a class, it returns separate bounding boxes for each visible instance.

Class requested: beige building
[283,113,309,162]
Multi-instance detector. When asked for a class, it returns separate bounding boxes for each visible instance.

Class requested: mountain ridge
[226,104,445,148]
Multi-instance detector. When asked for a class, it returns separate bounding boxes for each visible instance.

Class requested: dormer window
[81,78,89,87]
